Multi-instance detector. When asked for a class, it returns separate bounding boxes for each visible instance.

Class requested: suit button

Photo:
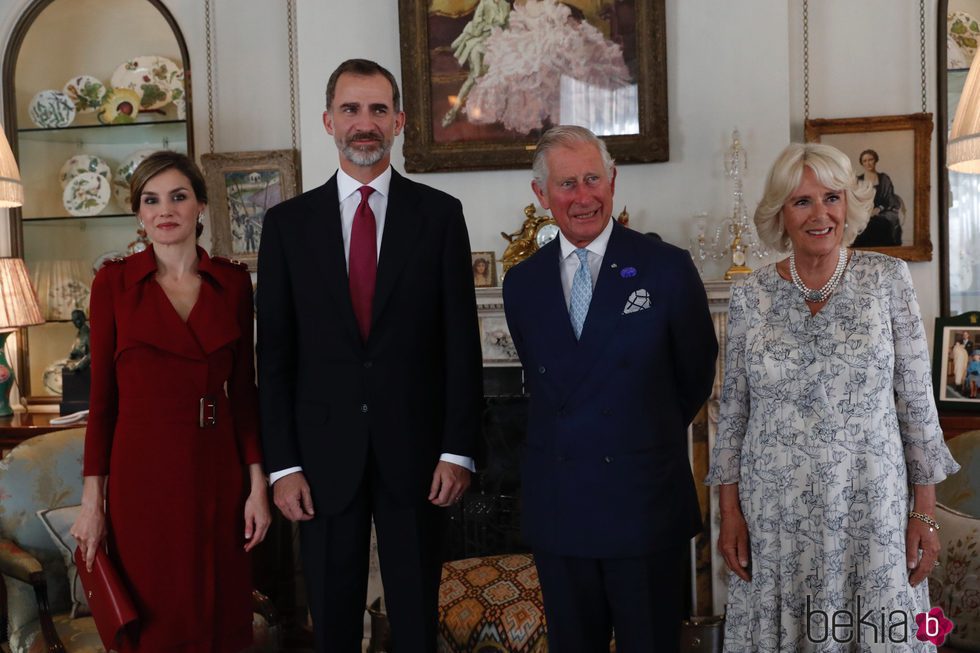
[361,403,369,413]
[601,408,612,416]
[363,361,373,369]
[556,455,566,463]
[604,456,614,463]
[538,365,546,374]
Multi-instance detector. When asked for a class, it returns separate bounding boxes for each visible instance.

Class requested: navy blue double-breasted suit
[503,221,717,649]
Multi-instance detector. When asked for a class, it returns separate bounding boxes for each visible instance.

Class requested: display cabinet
[2,0,193,404]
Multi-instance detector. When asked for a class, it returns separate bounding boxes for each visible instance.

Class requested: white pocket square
[622,289,651,314]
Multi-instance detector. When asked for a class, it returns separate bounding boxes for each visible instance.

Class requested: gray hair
[532,125,615,186]
[754,142,874,252]
[325,58,401,112]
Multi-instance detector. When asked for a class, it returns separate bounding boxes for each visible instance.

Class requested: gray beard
[339,138,391,167]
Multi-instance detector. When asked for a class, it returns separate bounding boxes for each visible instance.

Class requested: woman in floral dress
[706,143,959,652]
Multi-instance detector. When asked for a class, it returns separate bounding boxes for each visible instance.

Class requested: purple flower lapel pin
[620,266,637,279]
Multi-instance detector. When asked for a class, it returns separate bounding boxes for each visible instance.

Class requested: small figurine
[63,308,91,373]
[500,204,546,271]
[617,206,630,228]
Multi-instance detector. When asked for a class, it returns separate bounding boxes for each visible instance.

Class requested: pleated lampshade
[0,258,44,329]
[0,126,23,207]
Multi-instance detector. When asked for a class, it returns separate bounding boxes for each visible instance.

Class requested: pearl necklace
[789,247,848,303]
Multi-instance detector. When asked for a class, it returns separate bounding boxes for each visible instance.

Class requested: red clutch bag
[73,546,139,649]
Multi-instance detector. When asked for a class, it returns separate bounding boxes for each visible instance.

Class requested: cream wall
[788,0,943,342]
[0,0,948,328]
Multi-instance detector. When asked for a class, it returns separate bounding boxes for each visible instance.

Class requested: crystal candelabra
[689,129,770,279]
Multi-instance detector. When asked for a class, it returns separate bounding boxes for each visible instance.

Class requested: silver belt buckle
[199,396,217,428]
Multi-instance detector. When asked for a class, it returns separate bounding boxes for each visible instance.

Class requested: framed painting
[804,113,933,262]
[398,0,668,172]
[201,149,300,271]
[933,311,980,412]
[471,251,498,287]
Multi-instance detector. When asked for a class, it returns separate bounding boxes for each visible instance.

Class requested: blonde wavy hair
[754,142,874,253]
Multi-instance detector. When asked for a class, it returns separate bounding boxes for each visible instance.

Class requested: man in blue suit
[503,126,717,651]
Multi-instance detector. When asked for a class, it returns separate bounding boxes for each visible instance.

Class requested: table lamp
[950,49,980,172]
[0,126,44,416]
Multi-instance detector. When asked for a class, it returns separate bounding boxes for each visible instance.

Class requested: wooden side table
[0,412,83,458]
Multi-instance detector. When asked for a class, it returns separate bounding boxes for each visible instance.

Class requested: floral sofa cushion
[936,430,980,517]
[929,504,980,651]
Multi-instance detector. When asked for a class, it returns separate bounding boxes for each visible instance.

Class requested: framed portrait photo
[201,149,300,271]
[471,251,498,287]
[933,311,980,411]
[398,0,668,172]
[804,113,933,262]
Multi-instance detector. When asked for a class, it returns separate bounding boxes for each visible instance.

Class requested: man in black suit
[503,126,717,651]
[257,59,483,653]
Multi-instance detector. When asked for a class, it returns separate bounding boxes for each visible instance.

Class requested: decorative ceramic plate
[170,68,186,119]
[114,148,155,210]
[110,55,180,110]
[62,172,110,217]
[63,75,107,113]
[28,90,76,128]
[96,87,140,125]
[112,181,132,213]
[949,10,980,65]
[116,149,154,184]
[93,250,125,274]
[59,154,112,188]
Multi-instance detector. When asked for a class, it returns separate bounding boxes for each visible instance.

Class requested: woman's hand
[907,485,941,588]
[243,463,271,552]
[718,483,751,582]
[907,517,941,587]
[70,476,107,572]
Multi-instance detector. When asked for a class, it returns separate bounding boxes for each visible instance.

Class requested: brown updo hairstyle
[130,151,208,238]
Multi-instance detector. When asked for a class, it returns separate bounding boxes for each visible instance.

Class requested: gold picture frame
[398,0,668,172]
[201,149,300,271]
[804,113,933,262]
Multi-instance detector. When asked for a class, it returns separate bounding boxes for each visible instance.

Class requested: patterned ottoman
[438,553,547,653]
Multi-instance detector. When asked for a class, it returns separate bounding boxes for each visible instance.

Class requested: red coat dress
[83,246,262,652]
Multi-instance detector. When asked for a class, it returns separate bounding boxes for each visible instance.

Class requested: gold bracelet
[909,511,941,532]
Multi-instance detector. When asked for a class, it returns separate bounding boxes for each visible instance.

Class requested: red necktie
[349,186,377,342]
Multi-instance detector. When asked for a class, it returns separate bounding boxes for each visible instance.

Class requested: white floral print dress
[706,251,960,652]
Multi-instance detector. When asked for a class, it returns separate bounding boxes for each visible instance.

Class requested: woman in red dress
[71,151,270,652]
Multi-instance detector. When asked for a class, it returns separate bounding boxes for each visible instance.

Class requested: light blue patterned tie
[569,248,592,340]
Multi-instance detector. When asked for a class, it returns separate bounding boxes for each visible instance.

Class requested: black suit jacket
[257,169,483,514]
[503,223,717,557]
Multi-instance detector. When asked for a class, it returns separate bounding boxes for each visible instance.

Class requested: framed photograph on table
[398,0,668,172]
[804,113,933,262]
[201,150,300,271]
[933,311,980,412]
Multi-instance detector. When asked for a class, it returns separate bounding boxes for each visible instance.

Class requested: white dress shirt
[557,216,614,308]
[269,168,475,485]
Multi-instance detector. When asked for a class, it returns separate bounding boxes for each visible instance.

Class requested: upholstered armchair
[930,430,980,652]
[0,428,279,653]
